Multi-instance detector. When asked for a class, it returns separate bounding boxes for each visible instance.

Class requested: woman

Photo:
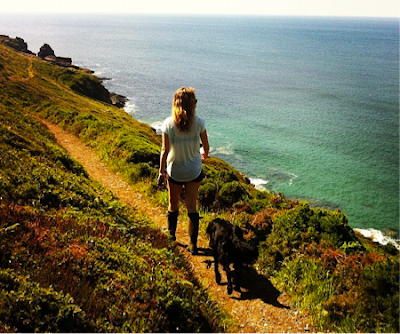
[158,87,209,255]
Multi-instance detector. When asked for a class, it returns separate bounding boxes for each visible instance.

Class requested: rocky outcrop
[44,55,73,67]
[38,43,73,67]
[38,43,55,58]
[0,35,34,55]
[110,93,128,108]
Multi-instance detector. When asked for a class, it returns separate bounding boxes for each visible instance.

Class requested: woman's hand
[157,172,167,189]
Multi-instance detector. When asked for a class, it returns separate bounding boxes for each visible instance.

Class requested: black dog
[206,218,258,295]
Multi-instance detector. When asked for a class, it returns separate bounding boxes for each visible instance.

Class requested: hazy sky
[3,0,399,17]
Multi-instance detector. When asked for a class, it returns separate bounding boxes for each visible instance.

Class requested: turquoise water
[1,14,398,233]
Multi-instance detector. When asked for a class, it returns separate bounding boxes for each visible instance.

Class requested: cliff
[0,36,126,108]
[0,38,398,333]
[0,35,34,54]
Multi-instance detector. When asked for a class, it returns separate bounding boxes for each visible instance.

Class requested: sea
[1,13,398,245]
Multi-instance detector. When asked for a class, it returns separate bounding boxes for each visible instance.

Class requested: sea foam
[124,99,137,115]
[150,121,163,135]
[354,228,400,251]
[250,178,269,191]
[211,145,235,156]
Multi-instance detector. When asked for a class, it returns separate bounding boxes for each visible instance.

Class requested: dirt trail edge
[39,117,313,333]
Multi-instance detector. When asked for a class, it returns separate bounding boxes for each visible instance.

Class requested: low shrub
[198,181,217,209]
[248,209,274,241]
[218,181,249,207]
[0,203,224,332]
[129,162,158,182]
[355,259,399,332]
[0,269,94,333]
[258,203,364,275]
[126,149,159,165]
[275,257,334,313]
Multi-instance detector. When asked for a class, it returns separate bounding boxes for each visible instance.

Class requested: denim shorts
[168,170,205,185]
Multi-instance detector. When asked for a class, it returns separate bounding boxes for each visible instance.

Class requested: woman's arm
[159,132,170,177]
[200,130,209,161]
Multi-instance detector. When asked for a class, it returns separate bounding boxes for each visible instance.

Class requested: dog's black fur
[206,218,258,295]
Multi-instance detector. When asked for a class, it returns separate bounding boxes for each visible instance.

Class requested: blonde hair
[172,86,197,132]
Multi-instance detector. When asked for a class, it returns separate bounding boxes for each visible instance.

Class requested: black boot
[167,210,178,241]
[188,212,199,255]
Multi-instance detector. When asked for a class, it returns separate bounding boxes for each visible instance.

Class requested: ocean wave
[354,228,400,250]
[150,121,163,135]
[124,99,137,115]
[288,173,298,186]
[91,63,109,76]
[211,144,235,156]
[250,178,269,191]
[266,168,299,187]
[94,70,106,76]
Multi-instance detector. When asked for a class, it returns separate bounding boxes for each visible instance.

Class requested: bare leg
[167,181,182,212]
[184,181,201,213]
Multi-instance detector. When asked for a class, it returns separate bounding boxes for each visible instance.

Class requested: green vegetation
[0,42,234,332]
[0,204,228,332]
[0,40,398,333]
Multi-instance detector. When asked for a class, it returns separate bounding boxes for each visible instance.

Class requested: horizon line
[2,11,399,19]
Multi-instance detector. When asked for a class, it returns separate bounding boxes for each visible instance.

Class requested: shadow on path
[193,246,289,309]
[236,266,290,309]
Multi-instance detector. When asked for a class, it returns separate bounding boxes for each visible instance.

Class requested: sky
[2,0,399,17]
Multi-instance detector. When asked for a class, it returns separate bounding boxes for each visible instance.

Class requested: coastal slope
[0,38,398,333]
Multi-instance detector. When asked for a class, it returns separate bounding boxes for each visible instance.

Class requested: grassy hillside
[0,40,399,333]
[0,42,234,332]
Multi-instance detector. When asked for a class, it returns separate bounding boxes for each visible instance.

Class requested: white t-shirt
[161,115,206,182]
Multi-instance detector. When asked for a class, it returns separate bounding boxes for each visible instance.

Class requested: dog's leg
[213,248,221,284]
[223,263,233,295]
[234,261,243,292]
[220,252,233,295]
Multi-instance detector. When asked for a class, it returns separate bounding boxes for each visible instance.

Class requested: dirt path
[39,117,313,333]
